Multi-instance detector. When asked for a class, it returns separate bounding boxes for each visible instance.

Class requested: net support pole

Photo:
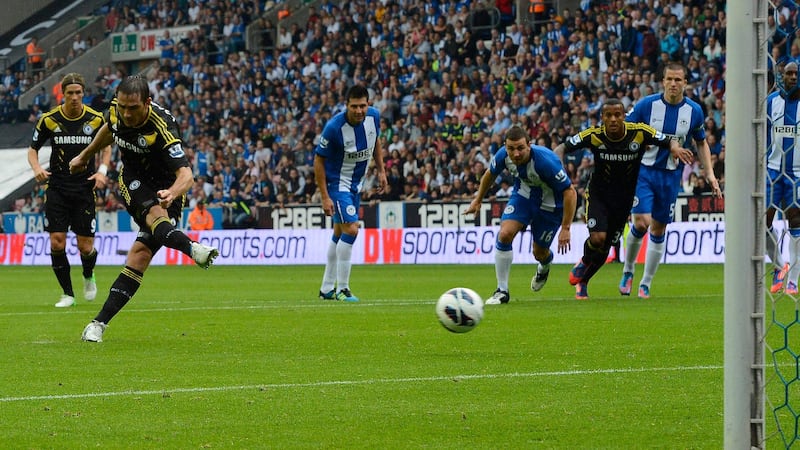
[725,0,767,448]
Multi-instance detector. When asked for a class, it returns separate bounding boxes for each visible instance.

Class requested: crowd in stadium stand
[7,0,731,226]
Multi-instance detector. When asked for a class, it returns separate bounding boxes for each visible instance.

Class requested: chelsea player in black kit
[70,76,218,342]
[27,73,111,308]
[554,99,692,300]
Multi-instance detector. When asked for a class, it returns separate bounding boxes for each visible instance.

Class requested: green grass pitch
[0,263,731,448]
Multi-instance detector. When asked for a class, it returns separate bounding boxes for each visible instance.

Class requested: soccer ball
[436,287,484,333]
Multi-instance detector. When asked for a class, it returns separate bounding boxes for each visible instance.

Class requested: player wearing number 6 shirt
[555,99,689,300]
[69,76,218,342]
[620,63,722,299]
[766,61,800,295]
[465,125,577,305]
[316,85,387,302]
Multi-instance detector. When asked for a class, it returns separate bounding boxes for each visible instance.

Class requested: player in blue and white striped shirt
[465,125,577,305]
[620,63,721,299]
[766,62,800,294]
[315,85,388,302]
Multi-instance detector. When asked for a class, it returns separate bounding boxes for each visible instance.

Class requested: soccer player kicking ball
[555,99,691,300]
[465,125,576,305]
[70,76,218,342]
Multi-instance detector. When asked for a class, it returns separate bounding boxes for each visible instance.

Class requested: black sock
[51,249,73,296]
[95,266,143,324]
[581,240,610,283]
[80,249,97,279]
[152,218,193,256]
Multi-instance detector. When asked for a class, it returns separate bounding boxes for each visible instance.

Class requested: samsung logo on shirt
[53,135,93,145]
[114,135,149,153]
[600,152,639,161]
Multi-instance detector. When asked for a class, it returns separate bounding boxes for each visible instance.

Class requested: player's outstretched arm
[88,145,112,189]
[665,139,694,166]
[70,123,113,173]
[157,166,194,209]
[464,168,496,216]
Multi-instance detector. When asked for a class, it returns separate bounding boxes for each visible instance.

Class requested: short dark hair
[504,125,529,143]
[116,75,150,102]
[345,85,369,102]
[603,98,625,109]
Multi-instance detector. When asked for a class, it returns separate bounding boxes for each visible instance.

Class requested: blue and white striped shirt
[767,90,800,175]
[489,145,571,212]
[315,107,381,194]
[627,93,706,171]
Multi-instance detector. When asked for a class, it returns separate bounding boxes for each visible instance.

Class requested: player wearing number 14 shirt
[554,99,689,300]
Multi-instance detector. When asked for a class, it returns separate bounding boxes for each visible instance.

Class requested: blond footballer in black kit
[27,73,111,308]
[70,76,218,342]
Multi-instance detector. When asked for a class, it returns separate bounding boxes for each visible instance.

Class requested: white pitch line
[0,294,722,317]
[0,301,429,317]
[0,365,722,403]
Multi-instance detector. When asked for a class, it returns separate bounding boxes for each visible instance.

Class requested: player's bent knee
[497,231,517,245]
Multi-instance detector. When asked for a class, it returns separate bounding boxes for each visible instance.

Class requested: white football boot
[55,294,75,308]
[81,321,107,342]
[191,242,219,269]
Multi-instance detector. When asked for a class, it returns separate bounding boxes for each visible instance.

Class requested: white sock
[767,226,786,268]
[336,239,354,291]
[320,239,338,292]
[787,229,800,286]
[623,228,644,274]
[640,237,665,287]
[495,249,513,291]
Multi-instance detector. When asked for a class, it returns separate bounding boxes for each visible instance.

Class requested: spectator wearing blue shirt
[159,30,175,63]
[658,27,680,60]
[561,78,576,104]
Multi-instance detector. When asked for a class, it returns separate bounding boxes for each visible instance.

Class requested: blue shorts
[501,193,562,248]
[330,190,360,224]
[767,168,800,209]
[632,165,682,224]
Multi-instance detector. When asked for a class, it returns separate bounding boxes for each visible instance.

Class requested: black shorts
[118,169,185,252]
[585,192,632,246]
[44,188,96,236]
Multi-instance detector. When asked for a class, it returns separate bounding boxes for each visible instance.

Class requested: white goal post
[725,0,767,448]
